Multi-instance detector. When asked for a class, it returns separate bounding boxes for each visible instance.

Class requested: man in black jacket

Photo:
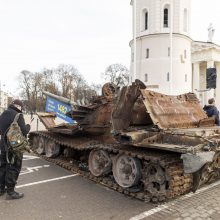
[0,99,30,199]
[203,98,220,126]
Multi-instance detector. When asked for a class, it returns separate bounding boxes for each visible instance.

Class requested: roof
[192,41,220,53]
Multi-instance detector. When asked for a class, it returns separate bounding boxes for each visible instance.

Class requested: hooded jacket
[0,105,30,151]
[203,104,220,126]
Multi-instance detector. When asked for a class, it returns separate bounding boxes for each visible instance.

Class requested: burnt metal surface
[41,83,117,136]
[32,80,220,203]
[181,151,215,173]
[141,90,215,129]
[30,131,193,202]
[111,80,147,131]
[68,83,117,135]
[36,112,56,129]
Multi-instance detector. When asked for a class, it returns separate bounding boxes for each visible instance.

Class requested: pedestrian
[203,98,220,126]
[0,99,30,199]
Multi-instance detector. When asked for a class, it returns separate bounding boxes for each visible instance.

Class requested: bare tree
[19,70,32,102]
[42,68,59,95]
[102,63,129,87]
[18,64,101,112]
[55,64,79,99]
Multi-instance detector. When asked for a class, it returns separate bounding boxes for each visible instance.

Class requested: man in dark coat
[203,98,220,126]
[0,99,30,199]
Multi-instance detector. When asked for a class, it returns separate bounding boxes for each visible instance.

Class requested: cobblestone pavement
[130,180,220,220]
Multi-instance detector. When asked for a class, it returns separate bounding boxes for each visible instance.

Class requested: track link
[29,131,193,202]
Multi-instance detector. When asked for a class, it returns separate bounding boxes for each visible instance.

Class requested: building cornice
[129,33,192,46]
[192,41,220,53]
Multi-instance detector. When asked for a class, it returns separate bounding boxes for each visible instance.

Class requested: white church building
[129,0,220,110]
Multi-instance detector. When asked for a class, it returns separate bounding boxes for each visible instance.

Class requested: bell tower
[130,0,192,95]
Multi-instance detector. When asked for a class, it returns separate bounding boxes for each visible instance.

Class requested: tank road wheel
[89,150,112,177]
[113,154,141,188]
[143,163,167,199]
[45,139,60,158]
[36,136,46,155]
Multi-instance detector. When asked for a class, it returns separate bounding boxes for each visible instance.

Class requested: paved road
[0,154,154,220]
[1,154,220,220]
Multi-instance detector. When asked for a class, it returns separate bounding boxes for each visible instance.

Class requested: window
[167,72,170,81]
[146,48,149,58]
[185,74,187,82]
[145,74,148,82]
[142,9,149,31]
[184,50,187,59]
[145,12,148,30]
[164,8,169,28]
[168,47,170,57]
[184,9,188,32]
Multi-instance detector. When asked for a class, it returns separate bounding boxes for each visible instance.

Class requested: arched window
[142,9,148,31]
[145,11,148,30]
[164,8,169,28]
[184,9,188,32]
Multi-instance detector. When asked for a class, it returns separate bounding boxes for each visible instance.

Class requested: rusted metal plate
[141,90,214,129]
[37,112,56,129]
[48,124,80,135]
[136,143,190,154]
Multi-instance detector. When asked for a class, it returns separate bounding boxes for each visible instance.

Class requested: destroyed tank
[29,80,220,202]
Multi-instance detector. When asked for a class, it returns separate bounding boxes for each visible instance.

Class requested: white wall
[135,0,191,36]
[130,34,192,94]
[130,0,192,95]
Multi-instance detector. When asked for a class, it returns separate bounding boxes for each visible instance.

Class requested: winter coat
[0,105,30,151]
[203,105,220,126]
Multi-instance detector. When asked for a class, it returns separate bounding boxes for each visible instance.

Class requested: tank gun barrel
[42,91,77,106]
[43,91,93,121]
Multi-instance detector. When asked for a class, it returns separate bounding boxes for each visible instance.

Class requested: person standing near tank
[203,98,220,126]
[0,99,30,199]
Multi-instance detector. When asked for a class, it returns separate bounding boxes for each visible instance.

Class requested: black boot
[6,190,24,200]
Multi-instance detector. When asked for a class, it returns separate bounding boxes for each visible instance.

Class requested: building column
[205,60,215,105]
[216,62,220,111]
[192,62,200,97]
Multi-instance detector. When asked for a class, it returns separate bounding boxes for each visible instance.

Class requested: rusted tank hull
[30,80,220,202]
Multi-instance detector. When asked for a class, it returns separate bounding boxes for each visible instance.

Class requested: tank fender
[181,151,215,174]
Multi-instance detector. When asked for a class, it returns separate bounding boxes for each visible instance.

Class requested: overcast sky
[0,0,220,96]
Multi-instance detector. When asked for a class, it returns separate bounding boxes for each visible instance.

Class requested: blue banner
[45,96,74,124]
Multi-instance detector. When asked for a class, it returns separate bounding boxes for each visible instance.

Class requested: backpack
[6,113,30,162]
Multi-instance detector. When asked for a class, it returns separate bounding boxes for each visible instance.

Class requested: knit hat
[11,99,24,108]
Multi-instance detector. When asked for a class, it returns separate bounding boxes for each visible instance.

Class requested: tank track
[29,131,193,202]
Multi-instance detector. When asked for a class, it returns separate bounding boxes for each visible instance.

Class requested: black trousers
[0,147,22,191]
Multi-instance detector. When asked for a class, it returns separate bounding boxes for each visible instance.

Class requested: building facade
[130,0,192,95]
[192,41,220,110]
